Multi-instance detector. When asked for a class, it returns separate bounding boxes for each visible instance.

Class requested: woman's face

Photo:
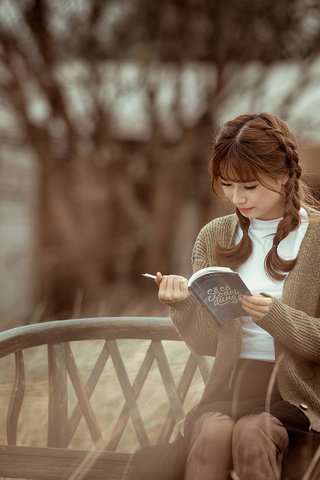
[219,175,287,220]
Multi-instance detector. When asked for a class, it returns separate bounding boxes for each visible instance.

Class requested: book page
[188,266,234,286]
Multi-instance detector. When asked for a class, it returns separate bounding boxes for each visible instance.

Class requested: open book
[188,267,252,327]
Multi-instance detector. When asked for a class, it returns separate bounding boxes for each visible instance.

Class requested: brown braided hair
[210,112,318,281]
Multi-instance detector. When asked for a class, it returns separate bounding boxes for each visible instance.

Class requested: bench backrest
[0,317,210,479]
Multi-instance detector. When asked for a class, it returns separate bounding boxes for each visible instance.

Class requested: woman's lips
[238,207,253,213]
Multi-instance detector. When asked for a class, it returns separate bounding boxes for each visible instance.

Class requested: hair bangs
[212,155,258,184]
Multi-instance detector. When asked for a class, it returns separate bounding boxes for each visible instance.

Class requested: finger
[158,275,169,300]
[240,301,271,320]
[167,276,183,300]
[155,272,163,286]
[241,306,266,320]
[242,294,265,299]
[166,275,175,293]
[240,298,272,311]
[174,276,185,293]
[173,276,180,293]
[240,303,271,314]
[179,277,189,296]
[241,304,271,316]
[241,295,273,306]
[173,276,188,299]
[158,275,175,302]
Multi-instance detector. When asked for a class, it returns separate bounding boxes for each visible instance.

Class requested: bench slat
[66,343,103,445]
[158,352,198,443]
[106,342,155,451]
[107,339,150,448]
[0,317,180,359]
[0,445,132,480]
[7,350,25,445]
[48,344,68,447]
[68,342,110,442]
[196,355,211,383]
[152,340,185,423]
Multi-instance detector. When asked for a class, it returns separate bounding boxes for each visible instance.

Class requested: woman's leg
[185,412,235,480]
[232,412,289,480]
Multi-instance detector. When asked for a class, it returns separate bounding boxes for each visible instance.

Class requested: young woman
[155,113,320,480]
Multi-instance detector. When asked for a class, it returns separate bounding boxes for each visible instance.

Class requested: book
[188,266,252,327]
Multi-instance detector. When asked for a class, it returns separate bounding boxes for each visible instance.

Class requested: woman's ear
[280,173,289,185]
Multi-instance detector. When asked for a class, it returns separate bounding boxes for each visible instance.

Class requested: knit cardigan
[168,210,320,432]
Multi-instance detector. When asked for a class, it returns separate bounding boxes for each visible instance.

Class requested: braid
[214,211,253,270]
[258,113,302,178]
[261,119,302,280]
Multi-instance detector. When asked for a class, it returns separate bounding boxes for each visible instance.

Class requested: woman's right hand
[155,272,190,303]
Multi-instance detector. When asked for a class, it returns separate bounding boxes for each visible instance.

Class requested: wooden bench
[0,317,210,480]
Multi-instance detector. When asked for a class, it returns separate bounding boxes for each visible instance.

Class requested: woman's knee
[189,412,234,464]
[232,412,289,453]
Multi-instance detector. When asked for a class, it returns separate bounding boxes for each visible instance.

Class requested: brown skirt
[132,359,320,480]
[185,359,312,434]
[184,358,320,480]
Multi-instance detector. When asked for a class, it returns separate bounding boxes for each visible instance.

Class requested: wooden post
[47,343,68,447]
[7,351,25,445]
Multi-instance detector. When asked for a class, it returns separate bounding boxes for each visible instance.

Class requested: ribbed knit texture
[168,209,320,431]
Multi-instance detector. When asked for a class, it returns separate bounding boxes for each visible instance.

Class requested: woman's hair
[210,112,317,281]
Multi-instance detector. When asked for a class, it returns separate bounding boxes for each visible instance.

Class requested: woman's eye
[220,181,258,189]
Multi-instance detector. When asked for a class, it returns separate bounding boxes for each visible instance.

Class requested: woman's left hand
[240,294,273,321]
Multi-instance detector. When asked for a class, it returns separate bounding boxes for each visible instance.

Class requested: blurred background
[1,0,320,328]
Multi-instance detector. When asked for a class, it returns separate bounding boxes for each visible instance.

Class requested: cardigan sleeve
[256,298,320,362]
[167,225,220,357]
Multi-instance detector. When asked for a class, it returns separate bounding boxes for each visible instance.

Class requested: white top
[235,208,308,362]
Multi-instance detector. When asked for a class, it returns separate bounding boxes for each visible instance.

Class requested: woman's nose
[232,187,246,204]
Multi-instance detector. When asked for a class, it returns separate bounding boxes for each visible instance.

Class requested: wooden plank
[107,340,150,448]
[196,355,211,383]
[7,350,25,445]
[0,445,132,480]
[106,343,155,450]
[158,352,198,443]
[0,317,179,359]
[158,354,210,442]
[48,344,68,447]
[65,343,103,445]
[151,341,185,422]
[68,342,110,442]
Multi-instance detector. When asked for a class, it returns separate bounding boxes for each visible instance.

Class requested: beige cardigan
[169,211,320,432]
